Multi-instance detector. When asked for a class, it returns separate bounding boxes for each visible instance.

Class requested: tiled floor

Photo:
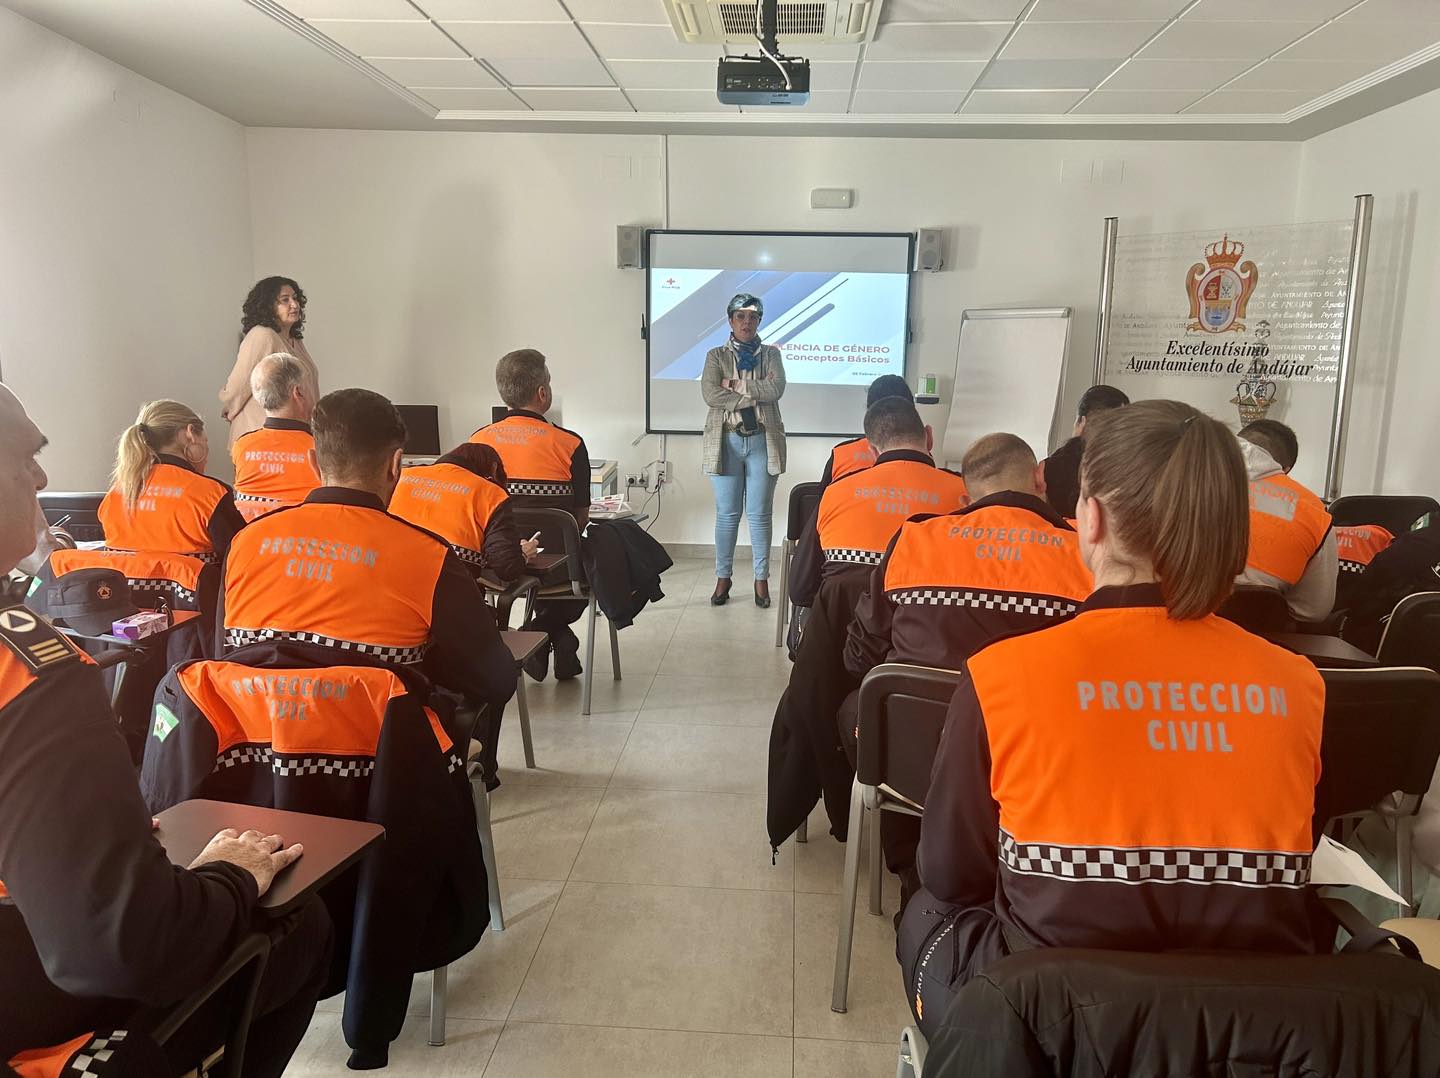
[286,559,909,1077]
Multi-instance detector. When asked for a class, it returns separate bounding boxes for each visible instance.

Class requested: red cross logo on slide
[665,278,677,287]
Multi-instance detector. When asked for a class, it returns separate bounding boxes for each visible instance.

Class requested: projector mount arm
[754,0,791,88]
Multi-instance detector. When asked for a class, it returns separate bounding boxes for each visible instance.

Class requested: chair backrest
[512,506,585,587]
[1218,584,1292,633]
[1316,666,1440,826]
[1377,592,1440,674]
[1330,495,1440,534]
[787,482,822,542]
[38,491,106,543]
[856,662,963,806]
[42,547,213,612]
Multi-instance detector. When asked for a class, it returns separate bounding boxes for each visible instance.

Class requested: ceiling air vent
[665,0,883,45]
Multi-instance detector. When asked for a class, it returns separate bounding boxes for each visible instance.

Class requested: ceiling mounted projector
[717,0,812,107]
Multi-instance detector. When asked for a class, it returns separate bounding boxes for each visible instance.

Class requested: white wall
[0,7,253,490]
[1297,86,1440,501]
[248,128,1302,547]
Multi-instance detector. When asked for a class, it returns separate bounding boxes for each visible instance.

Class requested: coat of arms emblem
[1185,235,1258,334]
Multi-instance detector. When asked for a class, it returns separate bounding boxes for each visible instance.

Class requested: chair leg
[797,817,808,844]
[831,780,867,1014]
[776,539,792,647]
[472,778,506,931]
[1398,815,1415,917]
[517,676,536,769]
[868,799,884,917]
[428,966,448,1047]
[608,615,622,681]
[582,596,598,716]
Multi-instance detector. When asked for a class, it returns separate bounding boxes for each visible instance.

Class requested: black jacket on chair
[925,946,1440,1078]
[581,519,672,629]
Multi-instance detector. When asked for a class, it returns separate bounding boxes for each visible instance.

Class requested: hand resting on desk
[189,828,304,898]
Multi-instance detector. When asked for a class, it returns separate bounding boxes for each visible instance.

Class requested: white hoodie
[1236,440,1337,622]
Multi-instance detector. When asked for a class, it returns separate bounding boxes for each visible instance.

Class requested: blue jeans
[710,430,776,580]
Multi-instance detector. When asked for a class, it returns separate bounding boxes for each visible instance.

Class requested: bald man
[0,384,330,1076]
[230,352,321,521]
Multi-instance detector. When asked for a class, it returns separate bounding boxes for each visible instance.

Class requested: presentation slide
[646,232,913,436]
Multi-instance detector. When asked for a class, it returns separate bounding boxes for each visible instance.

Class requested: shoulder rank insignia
[0,604,81,673]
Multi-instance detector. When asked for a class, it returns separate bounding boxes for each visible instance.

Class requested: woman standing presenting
[219,276,320,446]
[702,293,786,607]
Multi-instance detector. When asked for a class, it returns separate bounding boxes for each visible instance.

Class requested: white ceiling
[6,0,1440,136]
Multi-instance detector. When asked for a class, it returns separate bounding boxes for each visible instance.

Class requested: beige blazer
[219,327,319,446]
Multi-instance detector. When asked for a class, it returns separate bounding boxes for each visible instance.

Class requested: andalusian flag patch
[152,703,179,742]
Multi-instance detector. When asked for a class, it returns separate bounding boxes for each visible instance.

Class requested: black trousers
[896,888,1010,1040]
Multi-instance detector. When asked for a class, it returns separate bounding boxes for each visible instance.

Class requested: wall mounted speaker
[617,225,644,269]
[916,228,945,272]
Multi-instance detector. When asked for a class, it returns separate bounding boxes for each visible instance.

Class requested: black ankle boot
[711,578,732,606]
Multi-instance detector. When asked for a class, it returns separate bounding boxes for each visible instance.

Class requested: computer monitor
[396,405,441,456]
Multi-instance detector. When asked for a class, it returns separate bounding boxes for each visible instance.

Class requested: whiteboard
[942,308,1071,468]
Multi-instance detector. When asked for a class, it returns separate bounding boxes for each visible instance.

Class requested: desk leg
[428,966,448,1047]
[517,675,536,769]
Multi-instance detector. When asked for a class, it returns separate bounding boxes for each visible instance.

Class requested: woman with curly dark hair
[218,276,320,446]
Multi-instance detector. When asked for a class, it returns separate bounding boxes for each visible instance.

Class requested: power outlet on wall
[625,472,645,489]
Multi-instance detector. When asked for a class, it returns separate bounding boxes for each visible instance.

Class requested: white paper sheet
[1309,833,1409,907]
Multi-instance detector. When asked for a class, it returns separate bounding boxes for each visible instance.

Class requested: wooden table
[500,630,548,770]
[526,552,568,575]
[154,799,384,916]
[55,608,201,648]
[1264,632,1379,670]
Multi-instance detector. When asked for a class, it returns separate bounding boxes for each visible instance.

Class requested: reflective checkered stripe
[450,543,486,567]
[213,743,376,778]
[128,577,198,606]
[108,546,216,566]
[224,628,427,664]
[447,751,467,775]
[234,493,282,506]
[1339,560,1366,574]
[508,480,572,497]
[68,1030,128,1076]
[998,830,1311,889]
[822,547,884,566]
[890,588,1078,618]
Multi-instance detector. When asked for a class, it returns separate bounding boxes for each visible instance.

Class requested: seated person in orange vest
[99,400,247,564]
[1334,522,1396,612]
[391,441,538,586]
[1341,522,1440,653]
[219,388,516,717]
[1042,384,1129,519]
[469,349,592,681]
[768,397,968,851]
[897,400,1325,1039]
[230,352,321,522]
[0,382,332,1078]
[1237,419,1336,622]
[819,374,917,493]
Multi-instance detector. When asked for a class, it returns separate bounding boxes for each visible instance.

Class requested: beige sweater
[219,327,319,446]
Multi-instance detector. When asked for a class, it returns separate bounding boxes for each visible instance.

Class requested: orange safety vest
[970,603,1322,948]
[47,547,208,611]
[98,461,228,561]
[8,1032,120,1078]
[1335,523,1395,575]
[231,421,320,522]
[469,413,580,498]
[222,497,447,661]
[816,455,968,567]
[830,437,876,483]
[390,462,509,568]
[1246,473,1332,586]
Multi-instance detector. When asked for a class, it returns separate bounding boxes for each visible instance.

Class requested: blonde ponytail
[1081,400,1249,620]
[112,400,205,511]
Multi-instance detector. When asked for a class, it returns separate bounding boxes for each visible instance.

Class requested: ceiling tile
[624,89,739,112]
[1186,89,1317,113]
[367,56,501,87]
[867,22,1011,60]
[1026,0,1188,18]
[850,90,967,112]
[442,19,594,57]
[1225,59,1374,92]
[1186,0,1354,20]
[1335,0,1440,18]
[1100,58,1252,89]
[979,58,1120,89]
[961,88,1088,112]
[415,86,523,108]
[514,87,634,110]
[1002,20,1165,59]
[568,0,670,23]
[486,55,614,84]
[860,60,986,91]
[583,23,704,60]
[882,0,1030,19]
[1139,20,1314,60]
[808,61,858,92]
[784,42,864,60]
[608,59,714,88]
[791,91,853,112]
[420,0,569,18]
[308,19,465,58]
[285,0,419,17]
[1277,17,1440,62]
[1070,88,1208,112]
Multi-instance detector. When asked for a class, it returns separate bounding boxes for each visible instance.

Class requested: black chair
[513,507,619,716]
[1330,494,1440,534]
[832,662,961,1014]
[150,930,270,1077]
[1218,584,1292,633]
[38,491,106,543]
[1376,592,1440,675]
[1317,666,1440,913]
[776,481,822,648]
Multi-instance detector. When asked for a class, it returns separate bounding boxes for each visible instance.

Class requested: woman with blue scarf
[701,293,787,607]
